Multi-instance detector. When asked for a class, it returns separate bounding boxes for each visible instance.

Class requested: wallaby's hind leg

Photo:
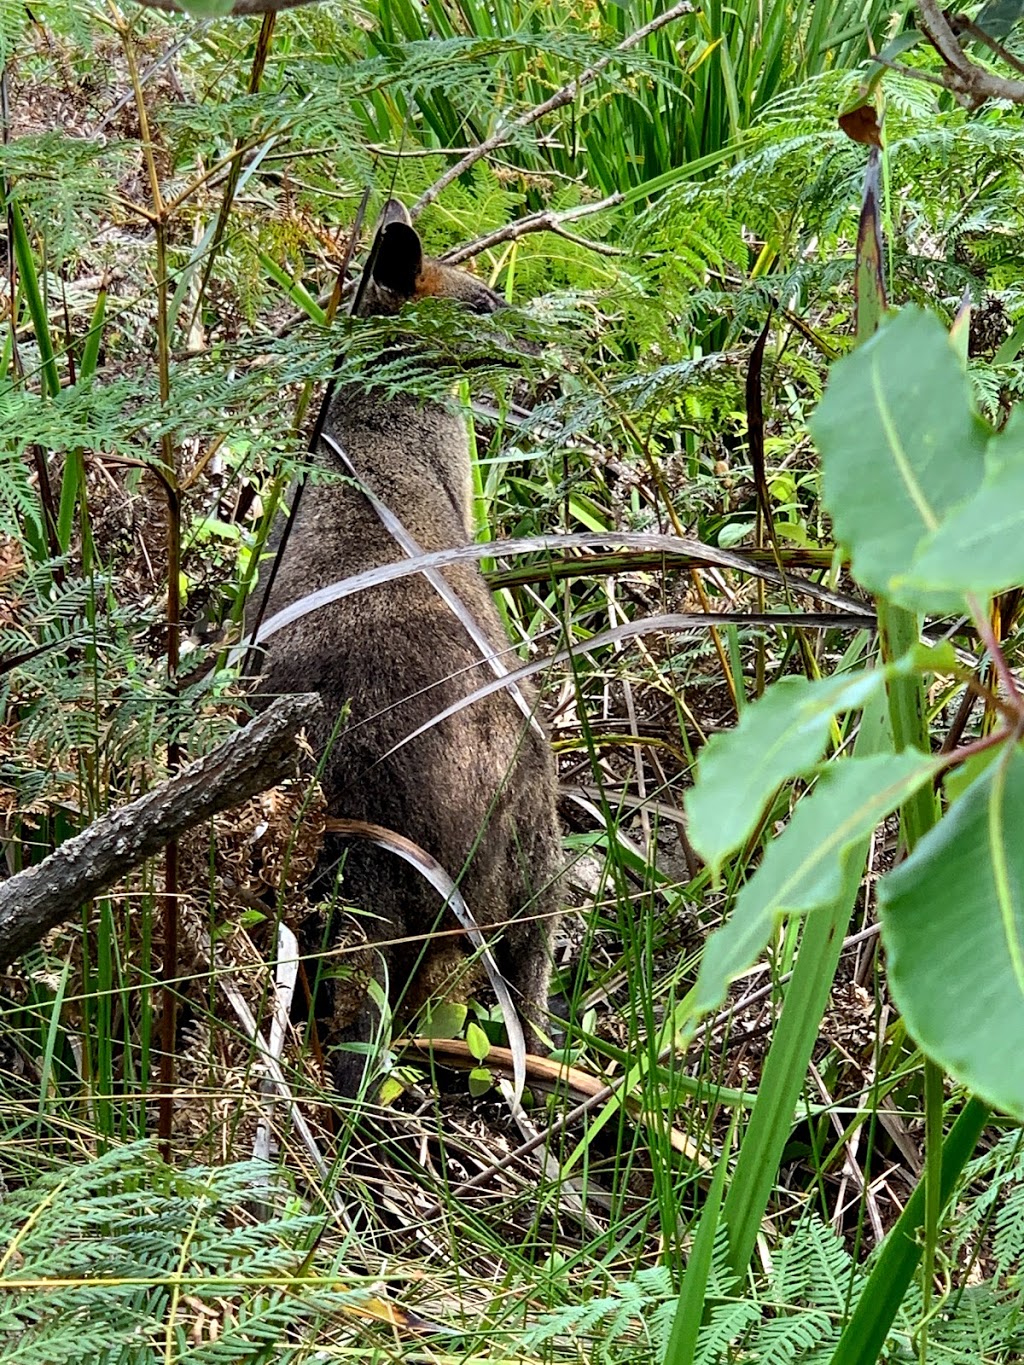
[494,915,556,1054]
[495,814,561,1053]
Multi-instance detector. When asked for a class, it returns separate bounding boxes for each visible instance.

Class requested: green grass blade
[79,284,106,381]
[827,1097,990,1365]
[57,290,107,553]
[721,686,891,1277]
[258,249,327,324]
[9,197,60,398]
[55,451,86,555]
[662,1124,732,1364]
[35,958,71,1137]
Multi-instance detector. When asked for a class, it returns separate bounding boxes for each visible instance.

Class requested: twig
[441,193,624,265]
[951,14,1024,77]
[412,1,695,216]
[0,693,321,966]
[915,0,1024,106]
[549,223,625,257]
[969,592,1024,709]
[873,57,950,90]
[95,23,206,134]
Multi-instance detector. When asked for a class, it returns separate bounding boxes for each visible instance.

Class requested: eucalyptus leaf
[811,307,989,613]
[694,751,940,1015]
[899,409,1024,602]
[881,746,1024,1120]
[687,668,898,877]
[976,0,1024,40]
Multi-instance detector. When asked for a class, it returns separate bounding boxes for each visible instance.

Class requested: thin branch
[95,23,206,134]
[952,14,1024,78]
[0,693,321,967]
[915,0,1024,106]
[412,0,694,216]
[916,0,974,73]
[874,56,951,90]
[968,592,1024,709]
[550,223,625,257]
[441,193,624,265]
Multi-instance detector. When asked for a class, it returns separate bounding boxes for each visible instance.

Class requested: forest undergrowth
[2,1,1024,1361]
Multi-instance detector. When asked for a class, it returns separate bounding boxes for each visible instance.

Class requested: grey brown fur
[249,202,561,1095]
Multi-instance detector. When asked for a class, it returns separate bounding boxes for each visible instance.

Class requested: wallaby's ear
[369,200,422,300]
[376,198,413,231]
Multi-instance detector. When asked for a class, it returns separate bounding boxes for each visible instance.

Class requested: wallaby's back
[251,202,561,1095]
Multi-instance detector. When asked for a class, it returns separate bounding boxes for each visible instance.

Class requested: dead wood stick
[0,692,321,966]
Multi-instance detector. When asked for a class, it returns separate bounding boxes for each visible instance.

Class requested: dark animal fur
[249,201,561,1095]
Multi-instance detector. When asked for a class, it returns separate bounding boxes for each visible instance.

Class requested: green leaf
[259,250,327,325]
[420,1001,467,1039]
[466,1020,490,1062]
[377,1074,408,1106]
[880,745,1024,1119]
[827,1098,990,1365]
[468,1066,493,1097]
[900,408,1024,602]
[694,751,940,1015]
[9,198,60,399]
[811,307,989,612]
[686,670,890,876]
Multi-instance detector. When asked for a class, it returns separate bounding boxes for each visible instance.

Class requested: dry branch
[915,0,1024,106]
[441,194,625,265]
[0,692,321,966]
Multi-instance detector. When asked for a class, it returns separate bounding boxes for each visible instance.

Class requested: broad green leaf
[468,1066,493,1098]
[880,745,1024,1120]
[687,669,890,876]
[466,1020,490,1062]
[900,409,1024,601]
[420,1001,467,1039]
[694,751,940,1015]
[811,307,989,612]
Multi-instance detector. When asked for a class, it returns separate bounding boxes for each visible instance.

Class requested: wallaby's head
[355,199,505,319]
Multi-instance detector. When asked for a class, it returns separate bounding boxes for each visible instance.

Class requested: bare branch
[915,0,1024,106]
[441,193,624,265]
[952,13,1024,77]
[0,693,321,966]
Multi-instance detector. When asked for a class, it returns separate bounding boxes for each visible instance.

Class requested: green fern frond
[0,1142,384,1365]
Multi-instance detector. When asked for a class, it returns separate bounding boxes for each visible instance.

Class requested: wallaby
[249,201,561,1096]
